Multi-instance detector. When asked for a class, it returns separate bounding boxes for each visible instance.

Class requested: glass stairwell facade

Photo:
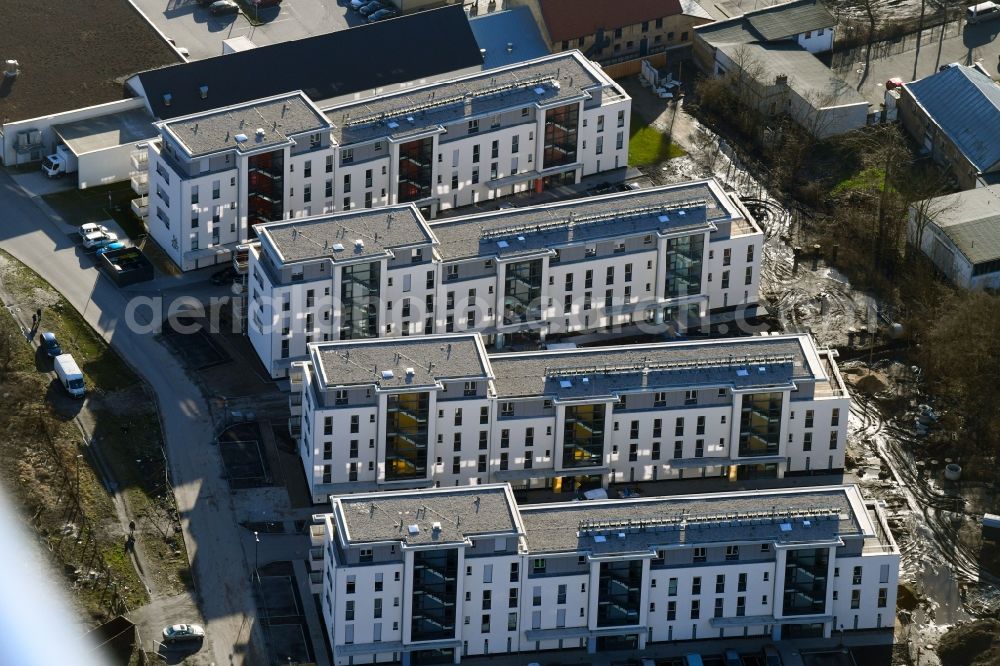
[248,149,285,235]
[398,137,433,203]
[543,104,579,169]
[562,403,605,469]
[597,559,643,627]
[503,259,543,324]
[738,392,783,458]
[781,547,829,617]
[411,548,459,643]
[664,233,704,299]
[385,392,429,481]
[340,262,380,339]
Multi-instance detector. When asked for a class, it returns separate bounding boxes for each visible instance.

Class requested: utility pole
[253,531,260,583]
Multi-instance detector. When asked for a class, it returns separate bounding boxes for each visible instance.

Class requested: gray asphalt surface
[0,170,264,665]
[132,0,363,60]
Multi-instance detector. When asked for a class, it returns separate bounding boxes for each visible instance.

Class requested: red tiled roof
[539,0,684,43]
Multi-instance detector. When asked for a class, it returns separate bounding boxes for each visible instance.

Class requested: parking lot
[132,0,366,60]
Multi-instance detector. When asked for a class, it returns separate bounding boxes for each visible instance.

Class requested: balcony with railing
[131,172,149,196]
[131,196,149,220]
[131,150,149,171]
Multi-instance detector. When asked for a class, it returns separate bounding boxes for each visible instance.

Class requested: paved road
[837,18,1000,107]
[132,0,363,60]
[0,171,264,664]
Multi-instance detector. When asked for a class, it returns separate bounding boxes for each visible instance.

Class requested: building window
[468,119,479,134]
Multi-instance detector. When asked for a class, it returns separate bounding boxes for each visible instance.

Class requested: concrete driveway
[132,0,364,60]
[0,171,266,664]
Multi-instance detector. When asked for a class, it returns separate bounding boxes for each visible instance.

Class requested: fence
[831,18,964,70]
[602,52,669,79]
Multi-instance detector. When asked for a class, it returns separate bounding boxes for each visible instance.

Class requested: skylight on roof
[780,523,792,532]
[658,214,670,222]
[381,370,395,380]
[736,368,750,377]
[387,121,399,129]
[559,379,573,389]
[534,87,546,95]
[332,242,345,252]
[497,240,509,249]
[594,535,607,543]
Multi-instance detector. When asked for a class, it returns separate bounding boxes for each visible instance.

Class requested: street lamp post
[253,531,260,583]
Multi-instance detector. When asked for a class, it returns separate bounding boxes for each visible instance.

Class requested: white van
[967,1,1000,23]
[54,354,85,397]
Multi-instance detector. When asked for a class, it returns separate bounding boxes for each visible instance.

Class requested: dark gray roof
[162,93,330,158]
[335,485,520,546]
[429,179,737,261]
[716,42,868,107]
[905,64,1000,174]
[489,334,822,398]
[697,0,835,46]
[325,51,618,146]
[259,205,435,264]
[312,334,491,389]
[520,486,861,554]
[133,5,483,120]
[746,0,834,41]
[917,185,1000,264]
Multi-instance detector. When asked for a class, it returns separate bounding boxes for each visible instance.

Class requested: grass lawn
[0,250,191,617]
[629,112,686,166]
[0,307,148,618]
[831,166,892,196]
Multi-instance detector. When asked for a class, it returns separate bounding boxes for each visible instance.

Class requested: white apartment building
[321,49,630,218]
[312,482,899,665]
[292,332,848,503]
[145,50,630,271]
[147,92,338,271]
[249,178,763,378]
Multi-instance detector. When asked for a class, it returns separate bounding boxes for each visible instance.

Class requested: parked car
[248,0,282,6]
[54,354,85,398]
[209,0,240,15]
[763,645,783,666]
[367,7,396,20]
[78,223,109,238]
[725,649,742,666]
[210,266,238,285]
[40,331,62,358]
[196,0,215,6]
[82,230,117,249]
[96,241,126,255]
[349,0,369,9]
[359,1,383,15]
[162,624,205,643]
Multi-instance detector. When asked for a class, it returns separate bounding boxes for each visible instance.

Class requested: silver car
[162,623,205,643]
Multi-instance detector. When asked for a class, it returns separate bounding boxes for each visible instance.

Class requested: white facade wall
[320,490,899,665]
[796,28,835,54]
[300,361,847,503]
[705,233,759,311]
[250,221,763,378]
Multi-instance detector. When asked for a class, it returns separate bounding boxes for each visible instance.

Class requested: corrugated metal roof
[917,185,1000,265]
[697,0,834,46]
[906,64,1000,174]
[746,0,835,41]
